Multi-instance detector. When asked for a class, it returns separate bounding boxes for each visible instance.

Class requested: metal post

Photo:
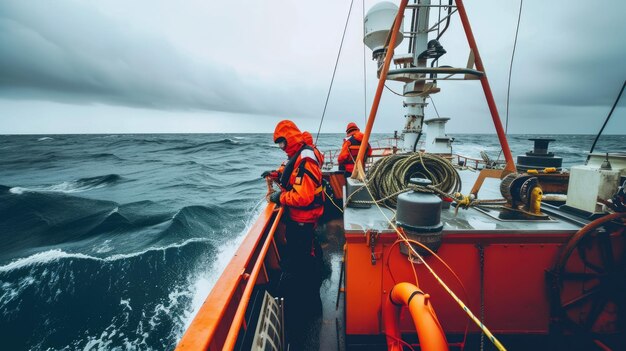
[455,0,516,174]
[352,0,411,180]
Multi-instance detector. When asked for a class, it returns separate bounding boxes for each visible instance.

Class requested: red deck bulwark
[344,230,576,336]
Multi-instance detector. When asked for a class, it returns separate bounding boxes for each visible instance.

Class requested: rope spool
[366,153,461,207]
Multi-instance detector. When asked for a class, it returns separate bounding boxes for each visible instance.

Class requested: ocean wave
[229,177,265,188]
[178,200,266,334]
[158,160,220,171]
[92,153,124,161]
[9,174,124,194]
[0,239,215,351]
[160,182,212,192]
[0,275,36,306]
[105,137,177,147]
[57,285,195,351]
[37,137,54,141]
[84,208,132,235]
[0,238,212,273]
[161,205,235,240]
[1,152,60,167]
[0,191,231,261]
[156,139,241,153]
[81,201,180,238]
[95,239,114,254]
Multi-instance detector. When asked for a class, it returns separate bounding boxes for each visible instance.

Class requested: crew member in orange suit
[266,120,325,346]
[262,131,323,180]
[337,122,372,176]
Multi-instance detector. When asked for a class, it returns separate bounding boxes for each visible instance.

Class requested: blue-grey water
[0,133,624,350]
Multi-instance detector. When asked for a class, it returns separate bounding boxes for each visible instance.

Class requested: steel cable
[315,0,355,144]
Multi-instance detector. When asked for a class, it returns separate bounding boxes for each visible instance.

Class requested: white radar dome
[364,2,404,55]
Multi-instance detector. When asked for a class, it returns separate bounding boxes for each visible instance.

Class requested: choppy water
[0,133,623,350]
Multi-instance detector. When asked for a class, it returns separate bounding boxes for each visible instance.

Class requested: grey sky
[0,0,624,134]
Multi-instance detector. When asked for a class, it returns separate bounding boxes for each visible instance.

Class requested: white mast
[365,1,455,154]
[402,0,430,151]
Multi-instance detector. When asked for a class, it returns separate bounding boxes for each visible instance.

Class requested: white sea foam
[120,298,132,311]
[95,239,114,254]
[178,199,267,335]
[148,288,190,333]
[0,250,92,272]
[37,137,53,141]
[0,238,211,273]
[81,331,114,351]
[9,187,25,195]
[9,180,110,194]
[0,275,36,308]
[454,143,501,158]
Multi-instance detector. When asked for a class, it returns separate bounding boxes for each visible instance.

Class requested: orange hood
[302,131,314,146]
[273,120,304,157]
[346,122,359,134]
[349,130,364,142]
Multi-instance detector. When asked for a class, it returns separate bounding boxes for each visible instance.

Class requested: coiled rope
[345,152,506,214]
[366,153,462,207]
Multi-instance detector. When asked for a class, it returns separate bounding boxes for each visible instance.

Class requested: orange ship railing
[176,204,283,350]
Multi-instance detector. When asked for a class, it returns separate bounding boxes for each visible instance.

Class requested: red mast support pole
[455,0,516,174]
[352,0,410,181]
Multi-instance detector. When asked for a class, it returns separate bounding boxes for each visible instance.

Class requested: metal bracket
[367,230,380,265]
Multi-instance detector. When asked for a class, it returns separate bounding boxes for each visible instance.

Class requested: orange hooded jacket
[302,131,325,168]
[338,128,372,173]
[273,121,324,223]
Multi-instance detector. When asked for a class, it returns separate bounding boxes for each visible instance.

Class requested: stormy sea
[0,133,624,350]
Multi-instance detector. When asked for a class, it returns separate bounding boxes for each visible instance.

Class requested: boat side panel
[345,236,383,334]
[176,204,280,350]
[382,240,482,334]
[345,232,570,337]
[482,243,561,332]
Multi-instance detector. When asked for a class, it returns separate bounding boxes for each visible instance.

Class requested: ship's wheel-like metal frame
[548,215,626,349]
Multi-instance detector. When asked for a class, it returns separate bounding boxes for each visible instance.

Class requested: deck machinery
[176,1,626,350]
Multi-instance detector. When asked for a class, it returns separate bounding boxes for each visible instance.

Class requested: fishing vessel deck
[176,0,625,349]
[344,203,582,235]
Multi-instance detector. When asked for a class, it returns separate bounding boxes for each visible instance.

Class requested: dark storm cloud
[0,1,304,116]
[510,42,626,108]
[505,2,626,108]
[1,0,624,135]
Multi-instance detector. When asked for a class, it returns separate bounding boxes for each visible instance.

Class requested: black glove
[261,170,279,179]
[269,190,282,204]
